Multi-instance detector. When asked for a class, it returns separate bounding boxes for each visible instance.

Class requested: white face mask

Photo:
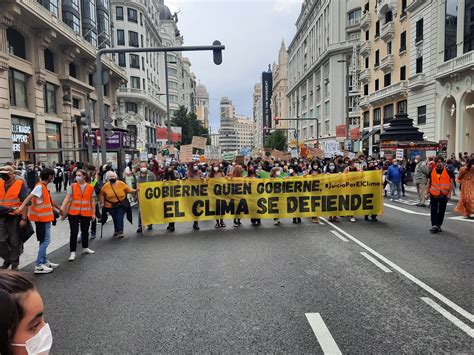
[193,166,198,171]
[140,167,147,173]
[12,323,53,355]
[275,171,281,176]
[75,176,83,183]
[213,167,219,172]
[289,169,294,174]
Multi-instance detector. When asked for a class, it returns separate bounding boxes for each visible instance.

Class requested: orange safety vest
[430,168,451,196]
[0,179,23,215]
[68,183,94,217]
[28,183,54,222]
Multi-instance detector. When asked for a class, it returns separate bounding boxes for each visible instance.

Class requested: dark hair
[0,271,36,355]
[467,158,474,170]
[40,168,55,181]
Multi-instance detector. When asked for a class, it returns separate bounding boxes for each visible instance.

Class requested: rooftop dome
[159,4,172,20]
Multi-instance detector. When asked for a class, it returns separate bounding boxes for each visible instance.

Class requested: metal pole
[94,53,107,165]
[86,101,93,163]
[345,60,350,140]
[296,97,300,156]
[165,56,171,145]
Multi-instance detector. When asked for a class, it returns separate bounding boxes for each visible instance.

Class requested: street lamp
[337,59,350,140]
[165,58,178,146]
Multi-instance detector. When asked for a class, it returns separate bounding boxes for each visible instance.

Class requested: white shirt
[30,184,44,204]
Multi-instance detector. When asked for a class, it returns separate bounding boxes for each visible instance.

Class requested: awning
[360,128,380,141]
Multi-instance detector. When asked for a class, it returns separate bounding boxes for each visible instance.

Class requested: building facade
[252,83,263,149]
[271,40,290,136]
[358,0,411,155]
[288,0,361,146]
[235,114,256,151]
[196,83,209,129]
[1,0,125,165]
[219,97,238,153]
[111,0,167,155]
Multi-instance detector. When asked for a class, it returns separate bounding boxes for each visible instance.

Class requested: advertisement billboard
[262,70,273,129]
[156,126,182,144]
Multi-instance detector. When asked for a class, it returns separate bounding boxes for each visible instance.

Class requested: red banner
[336,125,347,138]
[350,127,361,140]
[156,127,182,143]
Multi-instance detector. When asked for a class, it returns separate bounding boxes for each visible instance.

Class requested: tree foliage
[264,130,287,151]
[171,105,210,148]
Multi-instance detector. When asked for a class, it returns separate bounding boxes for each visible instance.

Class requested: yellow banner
[139,171,384,225]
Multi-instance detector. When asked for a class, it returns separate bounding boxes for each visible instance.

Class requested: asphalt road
[31,190,473,354]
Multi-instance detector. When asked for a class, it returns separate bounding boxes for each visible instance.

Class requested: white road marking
[329,230,348,242]
[320,218,474,323]
[384,203,430,216]
[305,313,343,355]
[360,252,392,273]
[448,216,474,223]
[421,297,474,338]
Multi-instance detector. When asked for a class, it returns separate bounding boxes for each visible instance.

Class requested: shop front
[11,116,34,163]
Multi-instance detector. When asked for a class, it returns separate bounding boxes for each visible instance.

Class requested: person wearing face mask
[414,156,429,207]
[0,166,29,271]
[134,162,156,234]
[100,172,136,238]
[387,159,402,201]
[186,163,202,231]
[309,161,323,224]
[59,170,95,261]
[287,166,302,224]
[161,166,178,232]
[326,159,340,222]
[25,164,38,193]
[1,270,53,355]
[17,169,62,274]
[269,167,283,225]
[210,164,226,228]
[426,156,453,233]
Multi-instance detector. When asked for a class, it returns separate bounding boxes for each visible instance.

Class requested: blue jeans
[109,207,125,232]
[390,181,402,199]
[36,222,51,266]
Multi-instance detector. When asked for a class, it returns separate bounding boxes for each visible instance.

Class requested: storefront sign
[12,124,32,152]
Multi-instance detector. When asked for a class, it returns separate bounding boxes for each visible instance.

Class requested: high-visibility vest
[28,183,54,222]
[68,183,94,217]
[430,168,451,196]
[0,179,23,215]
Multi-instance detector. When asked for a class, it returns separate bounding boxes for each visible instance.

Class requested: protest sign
[223,152,236,161]
[235,155,244,164]
[191,136,207,150]
[205,145,221,161]
[179,145,193,162]
[139,171,384,225]
[396,148,404,160]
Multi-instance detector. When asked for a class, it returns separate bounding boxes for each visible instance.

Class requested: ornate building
[271,40,289,139]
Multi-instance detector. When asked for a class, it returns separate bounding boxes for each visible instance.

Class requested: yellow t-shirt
[100,181,132,208]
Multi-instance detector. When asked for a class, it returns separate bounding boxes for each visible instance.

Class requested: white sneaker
[68,252,76,261]
[34,264,53,274]
[83,248,95,254]
[45,261,59,269]
[350,217,356,223]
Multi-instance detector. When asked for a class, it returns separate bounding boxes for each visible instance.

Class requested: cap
[0,166,15,174]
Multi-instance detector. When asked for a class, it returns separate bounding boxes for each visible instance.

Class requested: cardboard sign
[235,155,244,164]
[223,152,236,161]
[205,146,221,161]
[396,148,404,161]
[191,136,207,150]
[180,145,194,163]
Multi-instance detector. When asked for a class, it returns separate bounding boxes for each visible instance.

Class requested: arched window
[6,28,26,59]
[44,49,55,72]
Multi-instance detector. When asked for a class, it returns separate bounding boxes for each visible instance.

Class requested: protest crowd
[0,151,473,276]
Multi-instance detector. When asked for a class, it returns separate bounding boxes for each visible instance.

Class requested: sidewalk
[404,185,460,202]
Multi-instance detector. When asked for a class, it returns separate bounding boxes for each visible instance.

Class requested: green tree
[264,130,287,151]
[171,105,210,147]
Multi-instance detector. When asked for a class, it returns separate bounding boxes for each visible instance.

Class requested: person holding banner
[230,165,243,228]
[344,160,362,223]
[288,167,302,224]
[309,161,323,224]
[270,167,283,225]
[210,164,226,228]
[162,166,178,232]
[134,162,156,233]
[247,166,261,226]
[186,163,202,231]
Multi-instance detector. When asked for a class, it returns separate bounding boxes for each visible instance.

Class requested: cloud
[273,0,302,13]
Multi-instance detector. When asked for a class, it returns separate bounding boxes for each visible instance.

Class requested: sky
[165,0,303,133]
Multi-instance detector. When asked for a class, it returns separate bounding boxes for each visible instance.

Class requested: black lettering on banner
[145,188,153,199]
[236,199,249,215]
[192,200,204,216]
[200,185,208,196]
[256,183,264,194]
[350,195,362,210]
[298,196,310,213]
[339,195,350,210]
[218,199,235,215]
[362,194,374,210]
[294,181,302,193]
[287,197,297,213]
[164,201,173,218]
[175,201,185,217]
[162,186,169,198]
[204,200,216,216]
[243,183,251,195]
[324,195,338,212]
[273,182,281,194]
[311,196,321,211]
[268,197,279,214]
[257,198,267,214]
[182,185,190,197]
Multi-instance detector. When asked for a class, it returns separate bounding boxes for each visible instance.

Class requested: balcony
[408,73,427,90]
[360,41,371,57]
[360,12,371,30]
[359,96,370,108]
[436,51,474,79]
[368,82,408,106]
[379,54,394,73]
[117,88,167,112]
[380,21,395,41]
[407,0,429,13]
[360,68,371,83]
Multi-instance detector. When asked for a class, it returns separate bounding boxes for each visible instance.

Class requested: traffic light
[104,112,115,138]
[274,116,279,125]
[212,40,222,65]
[80,109,91,132]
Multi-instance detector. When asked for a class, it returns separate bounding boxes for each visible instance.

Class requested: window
[383,104,394,123]
[72,98,80,109]
[49,0,58,15]
[140,12,143,26]
[141,34,144,47]
[44,82,57,114]
[464,1,474,53]
[364,2,369,13]
[130,54,140,68]
[69,63,77,78]
[375,21,380,38]
[129,31,138,47]
[400,65,406,80]
[375,50,380,67]
[347,8,361,26]
[416,18,424,43]
[397,100,407,113]
[130,76,140,89]
[127,8,137,23]
[44,49,54,72]
[400,31,407,52]
[373,108,381,125]
[45,122,61,150]
[8,69,28,108]
[118,53,126,67]
[116,6,123,20]
[117,29,125,45]
[384,73,391,87]
[6,28,26,59]
[141,56,145,69]
[63,12,80,33]
[387,41,392,54]
[365,57,369,68]
[142,78,146,91]
[375,79,379,91]
[401,0,407,17]
[416,56,423,73]
[363,111,370,127]
[126,102,138,113]
[365,30,369,41]
[417,105,426,124]
[71,0,79,11]
[364,84,369,96]
[445,0,458,60]
[385,10,393,23]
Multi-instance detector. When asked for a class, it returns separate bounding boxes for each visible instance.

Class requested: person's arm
[91,196,96,220]
[99,190,105,208]
[17,194,34,214]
